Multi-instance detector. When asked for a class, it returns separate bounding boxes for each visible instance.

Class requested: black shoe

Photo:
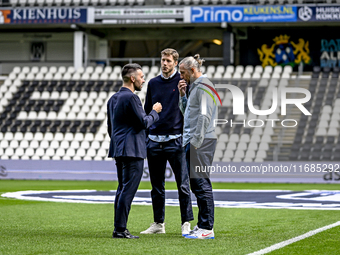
[112,229,139,239]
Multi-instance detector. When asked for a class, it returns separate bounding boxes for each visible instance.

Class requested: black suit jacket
[107,87,159,159]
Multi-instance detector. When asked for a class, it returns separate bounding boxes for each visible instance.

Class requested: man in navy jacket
[141,49,193,236]
[107,63,162,239]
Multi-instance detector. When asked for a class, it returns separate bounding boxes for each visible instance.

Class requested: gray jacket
[179,75,218,148]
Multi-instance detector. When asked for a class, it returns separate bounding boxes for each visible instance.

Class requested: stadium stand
[1,0,336,7]
[289,66,340,161]
[1,63,339,162]
[4,0,145,6]
[0,63,304,162]
[0,66,119,160]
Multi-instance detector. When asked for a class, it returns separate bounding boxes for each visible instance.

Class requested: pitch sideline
[247,221,340,255]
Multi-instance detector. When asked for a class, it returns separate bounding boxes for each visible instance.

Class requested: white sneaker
[188,225,198,235]
[184,227,214,239]
[140,222,165,234]
[181,222,191,236]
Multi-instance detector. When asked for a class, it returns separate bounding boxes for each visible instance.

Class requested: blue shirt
[161,69,177,79]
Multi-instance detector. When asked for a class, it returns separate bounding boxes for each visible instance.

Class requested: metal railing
[89,57,224,67]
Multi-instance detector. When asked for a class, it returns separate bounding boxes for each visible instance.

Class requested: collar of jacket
[188,74,207,94]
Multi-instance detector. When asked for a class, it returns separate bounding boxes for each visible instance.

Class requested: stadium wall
[1,159,340,184]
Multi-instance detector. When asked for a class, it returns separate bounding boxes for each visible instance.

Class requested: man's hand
[178,79,187,97]
[153,102,162,113]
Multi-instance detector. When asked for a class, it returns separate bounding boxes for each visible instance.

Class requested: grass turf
[1,180,340,255]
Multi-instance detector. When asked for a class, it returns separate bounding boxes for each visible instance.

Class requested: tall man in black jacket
[107,63,162,239]
[141,49,193,236]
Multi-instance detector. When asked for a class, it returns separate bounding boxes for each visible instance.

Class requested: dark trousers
[185,139,216,230]
[147,137,194,224]
[114,157,144,230]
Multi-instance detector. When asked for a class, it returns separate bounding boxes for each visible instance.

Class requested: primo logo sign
[200,84,312,128]
[191,7,243,23]
[187,6,297,23]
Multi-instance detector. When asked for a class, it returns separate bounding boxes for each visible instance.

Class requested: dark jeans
[147,137,194,224]
[114,157,144,230]
[185,139,217,230]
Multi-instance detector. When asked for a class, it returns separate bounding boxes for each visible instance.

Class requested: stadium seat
[237,142,247,151]
[250,135,260,143]
[225,65,234,74]
[218,134,228,142]
[223,72,233,79]
[253,128,263,135]
[18,0,26,6]
[244,65,254,74]
[235,65,244,75]
[256,150,267,159]
[254,65,263,74]
[8,73,16,80]
[273,66,282,74]
[216,65,225,74]
[245,150,256,159]
[328,128,338,136]
[113,66,122,74]
[9,0,19,7]
[213,73,223,79]
[245,142,257,151]
[239,134,250,142]
[233,157,242,162]
[109,73,118,80]
[229,134,239,142]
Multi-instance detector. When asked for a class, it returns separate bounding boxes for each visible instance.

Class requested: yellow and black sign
[257,34,311,67]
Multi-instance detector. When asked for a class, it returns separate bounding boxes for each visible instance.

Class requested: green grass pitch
[0,180,339,255]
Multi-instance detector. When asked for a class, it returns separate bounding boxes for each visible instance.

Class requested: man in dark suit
[107,63,162,239]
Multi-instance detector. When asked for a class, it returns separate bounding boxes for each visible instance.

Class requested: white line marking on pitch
[247,221,340,255]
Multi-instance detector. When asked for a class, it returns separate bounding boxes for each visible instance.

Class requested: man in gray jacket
[178,54,218,239]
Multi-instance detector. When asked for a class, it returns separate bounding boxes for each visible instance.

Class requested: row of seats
[11,65,121,76]
[290,141,340,161]
[0,131,110,160]
[165,0,332,5]
[312,66,340,79]
[7,0,144,6]
[8,66,122,82]
[10,72,120,81]
[211,74,281,161]
[315,101,340,136]
[211,65,292,79]
[289,67,340,161]
[8,64,292,82]
[4,0,338,7]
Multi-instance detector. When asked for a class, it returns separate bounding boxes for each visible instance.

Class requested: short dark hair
[121,63,142,83]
